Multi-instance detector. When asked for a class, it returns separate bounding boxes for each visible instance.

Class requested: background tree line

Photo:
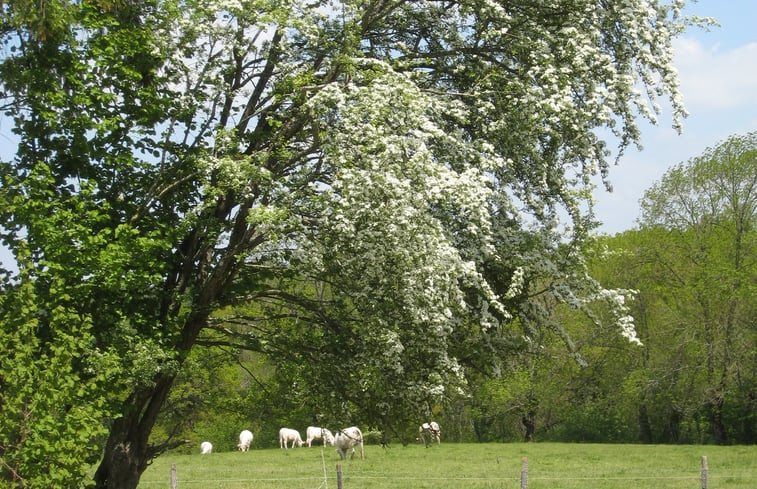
[159,132,756,449]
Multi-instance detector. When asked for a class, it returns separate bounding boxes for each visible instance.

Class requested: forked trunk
[93,377,175,489]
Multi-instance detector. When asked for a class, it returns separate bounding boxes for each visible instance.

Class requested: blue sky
[594,0,757,233]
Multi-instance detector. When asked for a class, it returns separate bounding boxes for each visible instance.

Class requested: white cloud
[593,34,757,234]
[674,38,757,110]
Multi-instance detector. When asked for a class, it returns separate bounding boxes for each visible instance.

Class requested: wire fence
[144,454,757,489]
[145,472,757,489]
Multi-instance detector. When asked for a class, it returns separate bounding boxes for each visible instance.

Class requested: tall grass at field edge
[138,442,757,489]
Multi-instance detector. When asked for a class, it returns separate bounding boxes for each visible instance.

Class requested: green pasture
[138,442,757,489]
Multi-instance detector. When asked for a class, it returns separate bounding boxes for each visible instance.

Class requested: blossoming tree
[0,0,703,487]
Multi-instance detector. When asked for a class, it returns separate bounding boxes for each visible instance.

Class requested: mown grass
[138,442,757,489]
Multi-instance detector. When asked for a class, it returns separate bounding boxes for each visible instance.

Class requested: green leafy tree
[586,230,704,443]
[636,132,757,443]
[1,0,703,487]
[0,248,115,487]
[570,132,757,444]
[464,230,644,443]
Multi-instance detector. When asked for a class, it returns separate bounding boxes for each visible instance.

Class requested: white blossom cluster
[132,0,692,403]
[288,0,688,394]
[448,0,691,224]
[299,63,508,392]
[590,288,643,345]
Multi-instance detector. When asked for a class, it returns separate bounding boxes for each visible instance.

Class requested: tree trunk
[472,414,487,442]
[706,392,728,444]
[521,408,536,442]
[742,390,757,443]
[91,222,234,488]
[666,406,682,442]
[638,403,653,443]
[93,377,175,489]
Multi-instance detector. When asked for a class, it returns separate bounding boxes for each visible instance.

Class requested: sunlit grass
[138,442,757,489]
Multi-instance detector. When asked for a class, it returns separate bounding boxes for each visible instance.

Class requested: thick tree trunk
[92,206,246,488]
[93,417,147,489]
[93,377,175,489]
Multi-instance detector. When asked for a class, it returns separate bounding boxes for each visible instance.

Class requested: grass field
[137,442,757,489]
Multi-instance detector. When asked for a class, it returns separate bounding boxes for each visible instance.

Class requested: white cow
[279,427,304,449]
[200,441,213,454]
[334,426,365,460]
[418,421,441,445]
[237,429,254,451]
[306,426,335,447]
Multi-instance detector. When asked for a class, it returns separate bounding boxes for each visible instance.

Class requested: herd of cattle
[198,421,441,460]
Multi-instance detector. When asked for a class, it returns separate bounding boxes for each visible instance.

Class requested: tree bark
[93,377,175,489]
[521,408,536,442]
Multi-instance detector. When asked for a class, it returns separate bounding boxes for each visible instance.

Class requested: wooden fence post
[171,463,178,489]
[520,457,528,489]
[701,455,708,489]
[336,463,343,489]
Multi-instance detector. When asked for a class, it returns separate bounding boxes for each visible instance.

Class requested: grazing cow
[418,421,441,445]
[334,426,365,460]
[279,427,304,449]
[306,426,335,447]
[238,430,254,451]
[200,441,213,454]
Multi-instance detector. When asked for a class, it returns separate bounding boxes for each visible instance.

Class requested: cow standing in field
[200,441,213,454]
[279,428,304,449]
[238,430,254,451]
[334,426,365,460]
[306,426,335,447]
[418,421,441,446]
